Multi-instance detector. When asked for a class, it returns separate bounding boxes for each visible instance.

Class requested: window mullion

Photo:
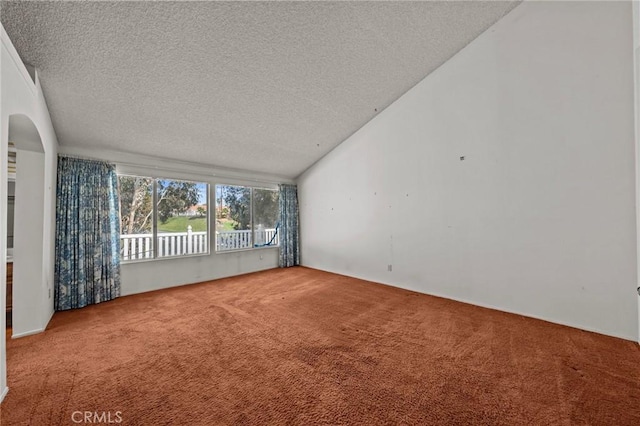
[208,184,212,254]
[250,187,254,247]
[153,179,158,259]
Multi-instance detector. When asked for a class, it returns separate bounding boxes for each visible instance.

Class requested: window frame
[118,173,211,263]
[214,183,279,254]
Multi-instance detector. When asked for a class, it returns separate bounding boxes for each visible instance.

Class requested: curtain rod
[59,154,114,164]
[57,153,292,186]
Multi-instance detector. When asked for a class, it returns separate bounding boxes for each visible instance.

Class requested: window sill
[215,245,279,255]
[121,251,211,265]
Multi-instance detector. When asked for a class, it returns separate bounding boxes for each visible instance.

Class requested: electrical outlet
[48,288,51,299]
[388,264,392,272]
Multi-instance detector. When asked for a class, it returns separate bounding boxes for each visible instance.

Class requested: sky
[196,183,207,204]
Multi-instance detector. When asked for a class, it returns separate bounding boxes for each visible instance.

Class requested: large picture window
[215,185,279,252]
[119,175,209,261]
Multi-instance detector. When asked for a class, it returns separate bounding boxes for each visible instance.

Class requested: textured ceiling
[1,1,520,179]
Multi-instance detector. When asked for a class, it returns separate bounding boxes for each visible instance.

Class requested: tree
[253,189,278,227]
[157,180,200,223]
[119,176,153,234]
[220,186,278,230]
[223,186,251,230]
[119,177,201,232]
[196,206,206,217]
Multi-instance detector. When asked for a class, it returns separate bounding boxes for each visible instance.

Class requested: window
[215,185,279,252]
[118,175,209,261]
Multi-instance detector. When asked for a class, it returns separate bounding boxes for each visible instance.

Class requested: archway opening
[6,114,45,338]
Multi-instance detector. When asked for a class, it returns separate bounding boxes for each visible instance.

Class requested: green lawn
[216,218,238,231]
[158,216,207,232]
[157,216,239,232]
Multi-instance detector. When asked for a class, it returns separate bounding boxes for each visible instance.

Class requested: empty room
[1,0,639,424]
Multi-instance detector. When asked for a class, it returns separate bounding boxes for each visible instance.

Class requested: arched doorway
[6,114,46,337]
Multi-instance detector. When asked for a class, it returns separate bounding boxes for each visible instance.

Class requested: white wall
[121,247,279,296]
[298,1,639,341]
[0,24,59,402]
[633,0,640,341]
[59,145,291,296]
[0,23,4,407]
[12,150,45,335]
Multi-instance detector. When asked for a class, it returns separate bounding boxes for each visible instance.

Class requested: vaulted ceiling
[1,1,520,179]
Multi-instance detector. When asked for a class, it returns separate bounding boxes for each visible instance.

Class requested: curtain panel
[55,156,121,310]
[278,184,300,267]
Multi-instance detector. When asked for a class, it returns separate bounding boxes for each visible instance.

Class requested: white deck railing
[120,227,278,259]
[216,228,279,251]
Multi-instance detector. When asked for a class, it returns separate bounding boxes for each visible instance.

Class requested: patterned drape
[278,184,300,267]
[55,156,121,310]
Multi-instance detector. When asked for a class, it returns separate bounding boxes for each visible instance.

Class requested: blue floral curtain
[278,184,300,267]
[55,156,121,310]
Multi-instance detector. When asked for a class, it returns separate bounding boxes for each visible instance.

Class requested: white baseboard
[0,386,8,403]
[11,327,44,339]
[12,312,52,339]
[302,265,638,342]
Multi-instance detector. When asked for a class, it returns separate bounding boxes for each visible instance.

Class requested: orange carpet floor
[1,267,639,425]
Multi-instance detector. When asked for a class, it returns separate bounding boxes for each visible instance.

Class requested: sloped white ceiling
[1,1,520,179]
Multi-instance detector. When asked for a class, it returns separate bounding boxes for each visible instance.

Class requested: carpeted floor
[1,267,639,425]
